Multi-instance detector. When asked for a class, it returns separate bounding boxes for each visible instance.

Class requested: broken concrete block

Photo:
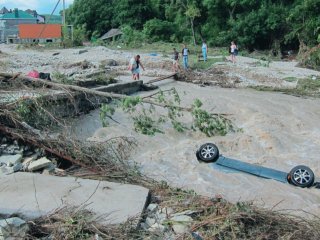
[172,223,189,235]
[147,203,158,213]
[145,217,156,228]
[0,217,29,240]
[0,173,149,226]
[22,155,37,169]
[0,154,22,166]
[0,166,14,175]
[27,157,51,171]
[148,223,165,233]
[170,215,193,223]
[0,163,23,175]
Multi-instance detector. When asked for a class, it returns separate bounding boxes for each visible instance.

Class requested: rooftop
[0,9,36,20]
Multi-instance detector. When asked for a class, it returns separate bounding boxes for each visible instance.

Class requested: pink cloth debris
[27,70,39,78]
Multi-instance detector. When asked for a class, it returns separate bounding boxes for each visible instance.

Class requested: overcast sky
[0,0,74,14]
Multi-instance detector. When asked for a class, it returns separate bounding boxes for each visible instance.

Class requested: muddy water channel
[71,80,320,215]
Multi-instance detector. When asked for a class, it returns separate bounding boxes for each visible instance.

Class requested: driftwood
[0,72,179,109]
[146,73,177,84]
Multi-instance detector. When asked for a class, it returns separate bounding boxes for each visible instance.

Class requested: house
[100,28,123,41]
[0,7,9,14]
[19,24,62,43]
[25,9,45,24]
[0,8,37,43]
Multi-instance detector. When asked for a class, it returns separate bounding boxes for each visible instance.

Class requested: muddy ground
[1,44,320,216]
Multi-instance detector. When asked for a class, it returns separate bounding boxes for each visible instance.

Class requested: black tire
[196,143,219,163]
[288,165,315,188]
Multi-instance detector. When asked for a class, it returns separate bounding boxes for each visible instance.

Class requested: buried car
[196,143,317,188]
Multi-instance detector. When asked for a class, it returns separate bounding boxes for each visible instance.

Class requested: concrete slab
[0,173,149,225]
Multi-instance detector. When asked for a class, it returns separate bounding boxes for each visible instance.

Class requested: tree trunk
[190,18,197,46]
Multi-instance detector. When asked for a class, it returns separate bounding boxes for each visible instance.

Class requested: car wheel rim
[293,169,311,184]
[200,145,216,159]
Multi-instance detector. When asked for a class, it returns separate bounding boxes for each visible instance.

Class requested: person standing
[172,48,181,72]
[181,44,190,70]
[202,40,208,62]
[230,41,238,64]
[128,55,145,80]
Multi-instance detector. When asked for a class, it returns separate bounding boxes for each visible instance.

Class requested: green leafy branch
[100,89,235,136]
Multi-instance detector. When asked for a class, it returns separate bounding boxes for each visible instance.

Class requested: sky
[0,0,74,14]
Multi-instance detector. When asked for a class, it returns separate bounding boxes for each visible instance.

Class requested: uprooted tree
[0,72,235,183]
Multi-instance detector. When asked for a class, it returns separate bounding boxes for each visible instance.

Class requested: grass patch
[191,57,225,70]
[52,71,73,85]
[283,76,298,82]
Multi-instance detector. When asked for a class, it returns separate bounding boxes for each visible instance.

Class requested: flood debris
[0,217,29,240]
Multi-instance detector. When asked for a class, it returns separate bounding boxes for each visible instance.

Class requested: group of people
[172,40,238,72]
[128,41,238,79]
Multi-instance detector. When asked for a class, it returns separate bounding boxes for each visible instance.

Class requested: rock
[0,217,29,240]
[172,224,189,235]
[13,163,23,172]
[140,222,149,230]
[147,203,158,213]
[0,163,22,175]
[0,166,14,175]
[2,145,18,155]
[22,155,37,169]
[106,59,118,66]
[148,223,165,233]
[170,215,193,223]
[0,154,23,166]
[191,232,204,240]
[1,137,7,144]
[145,217,156,227]
[160,207,174,216]
[154,212,167,224]
[0,173,149,226]
[79,49,88,54]
[27,157,52,171]
[42,164,55,175]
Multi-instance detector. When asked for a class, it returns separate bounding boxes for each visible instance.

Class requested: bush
[299,44,320,71]
[121,25,145,47]
[143,19,176,42]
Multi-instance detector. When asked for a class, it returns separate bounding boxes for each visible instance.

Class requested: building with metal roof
[0,8,37,43]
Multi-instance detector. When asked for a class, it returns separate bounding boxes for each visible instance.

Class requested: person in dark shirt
[172,48,181,72]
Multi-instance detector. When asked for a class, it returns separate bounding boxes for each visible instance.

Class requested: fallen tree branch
[0,72,189,111]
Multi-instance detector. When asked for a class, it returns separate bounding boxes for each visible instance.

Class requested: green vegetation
[15,98,54,129]
[67,0,320,52]
[52,71,73,85]
[100,89,235,136]
[283,76,298,82]
[191,99,234,136]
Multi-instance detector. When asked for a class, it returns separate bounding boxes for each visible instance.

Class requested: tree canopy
[66,0,320,50]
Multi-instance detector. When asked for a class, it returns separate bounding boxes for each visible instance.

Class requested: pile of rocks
[0,137,61,176]
[141,203,203,239]
[0,217,29,240]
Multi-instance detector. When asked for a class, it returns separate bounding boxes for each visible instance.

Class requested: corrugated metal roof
[0,10,36,19]
[19,24,62,39]
[100,29,123,40]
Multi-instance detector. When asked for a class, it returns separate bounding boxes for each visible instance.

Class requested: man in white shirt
[181,44,190,70]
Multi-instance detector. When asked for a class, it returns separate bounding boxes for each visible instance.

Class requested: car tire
[288,165,315,188]
[196,143,219,163]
